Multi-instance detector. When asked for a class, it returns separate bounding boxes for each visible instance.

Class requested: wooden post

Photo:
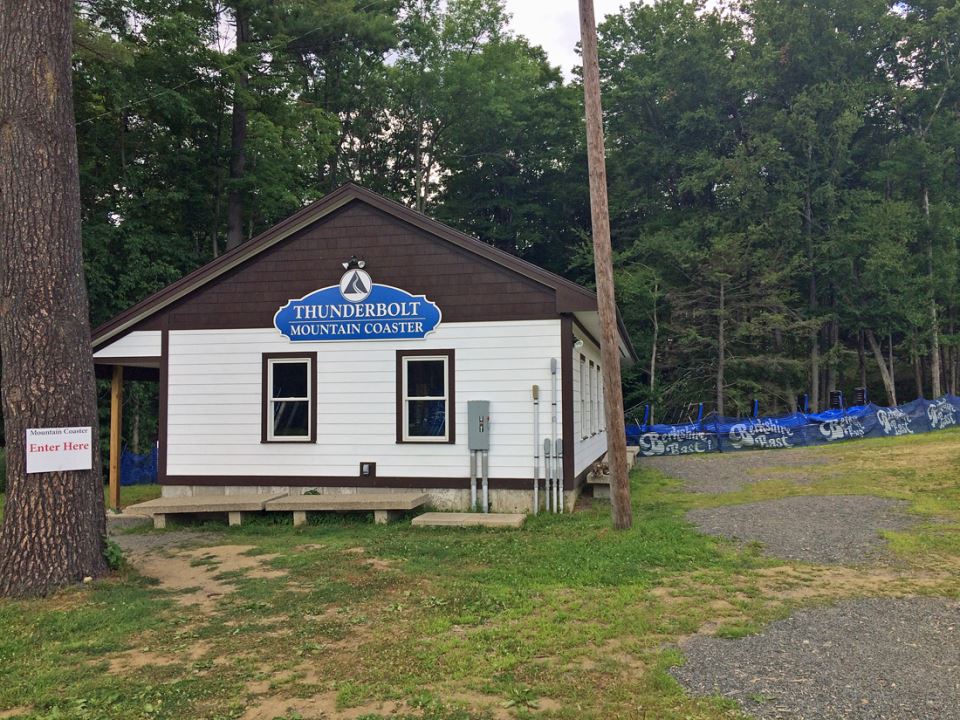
[109,365,123,511]
[578,0,632,529]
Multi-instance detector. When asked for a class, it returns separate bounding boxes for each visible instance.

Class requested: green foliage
[598,0,960,417]
[71,0,960,426]
[103,539,124,570]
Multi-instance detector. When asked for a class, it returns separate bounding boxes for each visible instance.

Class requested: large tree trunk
[913,345,924,399]
[649,281,658,403]
[950,311,957,395]
[225,3,251,251]
[865,330,896,406]
[0,0,108,597]
[805,147,821,413]
[857,329,867,389]
[825,316,838,400]
[716,278,726,417]
[923,186,942,397]
[888,333,896,401]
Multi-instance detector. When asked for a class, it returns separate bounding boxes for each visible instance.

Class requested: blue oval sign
[274,270,442,342]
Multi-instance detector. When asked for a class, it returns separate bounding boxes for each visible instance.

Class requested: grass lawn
[0,431,958,719]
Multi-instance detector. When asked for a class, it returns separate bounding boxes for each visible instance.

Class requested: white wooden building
[92,184,636,512]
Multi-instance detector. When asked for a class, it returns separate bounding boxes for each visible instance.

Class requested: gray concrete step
[411,512,526,528]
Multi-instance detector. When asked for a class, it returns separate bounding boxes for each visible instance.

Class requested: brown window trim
[262,352,318,443]
[396,349,456,444]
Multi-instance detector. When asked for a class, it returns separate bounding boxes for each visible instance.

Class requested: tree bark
[913,345,924,399]
[923,186,942,397]
[0,0,108,597]
[950,311,957,395]
[857,329,867,390]
[225,2,251,251]
[888,332,897,401]
[131,386,140,455]
[865,330,896,406]
[649,281,658,399]
[825,316,838,400]
[716,278,726,417]
[805,147,820,413]
[579,0,631,530]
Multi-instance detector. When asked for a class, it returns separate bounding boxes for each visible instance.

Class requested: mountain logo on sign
[339,269,372,302]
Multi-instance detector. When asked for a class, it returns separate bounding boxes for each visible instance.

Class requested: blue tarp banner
[628,395,960,457]
[120,446,158,485]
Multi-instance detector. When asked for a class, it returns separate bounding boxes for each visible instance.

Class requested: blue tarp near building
[120,446,158,485]
[628,395,960,457]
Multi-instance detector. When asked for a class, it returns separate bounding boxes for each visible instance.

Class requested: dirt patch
[240,692,402,720]
[133,545,286,608]
[441,691,513,719]
[114,530,220,557]
[361,557,394,571]
[594,638,645,671]
[107,640,213,674]
[751,564,953,601]
[0,708,31,719]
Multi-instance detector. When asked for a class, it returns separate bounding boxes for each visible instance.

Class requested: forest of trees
[68,0,960,444]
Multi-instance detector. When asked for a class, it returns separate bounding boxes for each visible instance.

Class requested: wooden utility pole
[109,366,124,511]
[578,0,632,530]
[0,0,108,596]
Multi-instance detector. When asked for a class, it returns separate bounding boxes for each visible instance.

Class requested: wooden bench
[264,493,429,526]
[126,493,287,529]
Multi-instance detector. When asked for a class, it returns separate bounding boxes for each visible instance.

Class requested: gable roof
[91,183,636,360]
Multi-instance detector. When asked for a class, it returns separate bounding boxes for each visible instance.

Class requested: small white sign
[25,427,93,474]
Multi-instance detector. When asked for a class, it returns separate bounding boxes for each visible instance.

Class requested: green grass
[0,431,959,719]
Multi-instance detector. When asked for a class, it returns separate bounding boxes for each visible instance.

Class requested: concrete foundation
[161,484,581,514]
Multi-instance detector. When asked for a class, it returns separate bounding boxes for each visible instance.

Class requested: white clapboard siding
[94,331,161,358]
[166,320,563,479]
[572,326,608,477]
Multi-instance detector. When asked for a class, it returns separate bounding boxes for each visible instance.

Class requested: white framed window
[263,354,315,442]
[598,367,605,430]
[580,355,587,439]
[595,364,602,432]
[587,360,597,435]
[399,352,453,443]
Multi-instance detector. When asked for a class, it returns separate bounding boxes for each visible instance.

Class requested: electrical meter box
[467,400,490,451]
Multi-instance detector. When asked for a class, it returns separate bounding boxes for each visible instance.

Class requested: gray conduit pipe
[470,451,477,512]
[544,437,553,512]
[481,450,489,513]
[532,385,540,515]
[550,357,559,513]
[556,437,564,513]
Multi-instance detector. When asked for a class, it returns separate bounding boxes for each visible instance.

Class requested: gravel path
[672,596,960,719]
[686,495,916,564]
[644,449,831,494]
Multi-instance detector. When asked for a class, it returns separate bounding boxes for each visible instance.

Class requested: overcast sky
[501,0,628,77]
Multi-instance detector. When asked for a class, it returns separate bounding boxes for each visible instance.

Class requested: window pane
[273,361,308,398]
[407,359,445,397]
[407,399,446,437]
[273,400,309,437]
